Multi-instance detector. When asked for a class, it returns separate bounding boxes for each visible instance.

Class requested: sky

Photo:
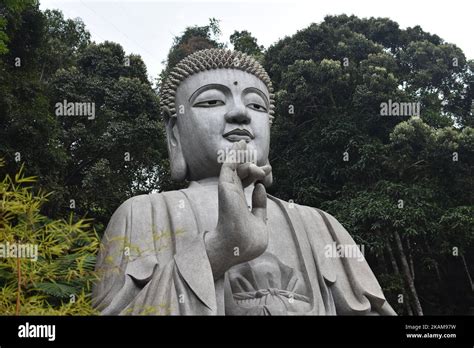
[40,0,473,81]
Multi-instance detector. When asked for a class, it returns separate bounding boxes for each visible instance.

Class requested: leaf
[35,282,77,299]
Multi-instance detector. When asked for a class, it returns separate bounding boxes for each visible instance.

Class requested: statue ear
[163,107,187,182]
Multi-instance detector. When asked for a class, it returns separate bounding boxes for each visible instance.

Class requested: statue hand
[204,140,271,279]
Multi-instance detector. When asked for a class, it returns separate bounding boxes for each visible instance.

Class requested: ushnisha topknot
[160,48,275,124]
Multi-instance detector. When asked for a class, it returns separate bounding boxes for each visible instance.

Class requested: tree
[0,2,68,209]
[38,9,91,81]
[264,15,473,314]
[48,41,169,225]
[0,0,38,55]
[161,18,224,81]
[230,30,264,61]
[0,3,170,227]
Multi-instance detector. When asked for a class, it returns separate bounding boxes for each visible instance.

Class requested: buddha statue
[92,49,396,315]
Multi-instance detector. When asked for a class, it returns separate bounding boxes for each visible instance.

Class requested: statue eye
[247,103,267,112]
[193,100,225,108]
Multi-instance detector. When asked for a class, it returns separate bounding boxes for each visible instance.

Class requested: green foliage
[0,160,99,315]
[318,118,473,314]
[39,9,91,80]
[230,30,264,61]
[0,3,170,226]
[161,18,224,81]
[0,0,38,55]
[266,15,473,314]
[48,40,169,224]
[0,17,9,55]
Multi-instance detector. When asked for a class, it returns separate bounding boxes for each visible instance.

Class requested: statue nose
[225,104,250,125]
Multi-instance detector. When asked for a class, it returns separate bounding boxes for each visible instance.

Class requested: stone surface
[92,49,396,315]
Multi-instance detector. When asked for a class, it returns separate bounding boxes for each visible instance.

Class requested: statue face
[173,69,271,181]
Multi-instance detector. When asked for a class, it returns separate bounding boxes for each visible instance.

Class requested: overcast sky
[40,0,473,81]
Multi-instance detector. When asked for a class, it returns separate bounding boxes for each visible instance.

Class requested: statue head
[160,49,275,184]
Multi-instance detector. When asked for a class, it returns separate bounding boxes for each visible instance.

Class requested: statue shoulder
[109,191,187,231]
[267,195,346,230]
[267,194,329,215]
[111,190,185,217]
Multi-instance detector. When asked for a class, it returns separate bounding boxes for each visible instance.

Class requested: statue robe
[92,182,395,315]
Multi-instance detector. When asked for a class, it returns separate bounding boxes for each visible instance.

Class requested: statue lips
[223,128,255,143]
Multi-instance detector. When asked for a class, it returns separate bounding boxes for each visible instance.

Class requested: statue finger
[219,141,246,184]
[241,164,265,187]
[236,162,251,180]
[251,182,267,222]
[260,164,272,177]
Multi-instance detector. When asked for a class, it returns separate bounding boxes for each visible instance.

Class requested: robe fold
[92,186,395,315]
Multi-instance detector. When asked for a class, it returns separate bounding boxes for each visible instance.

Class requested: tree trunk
[404,299,414,316]
[387,240,413,315]
[393,231,423,315]
[460,254,474,292]
[39,62,45,82]
[406,238,415,281]
[434,262,442,283]
[386,241,399,274]
[422,235,442,283]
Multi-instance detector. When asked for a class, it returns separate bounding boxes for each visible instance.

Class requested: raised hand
[204,140,271,280]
